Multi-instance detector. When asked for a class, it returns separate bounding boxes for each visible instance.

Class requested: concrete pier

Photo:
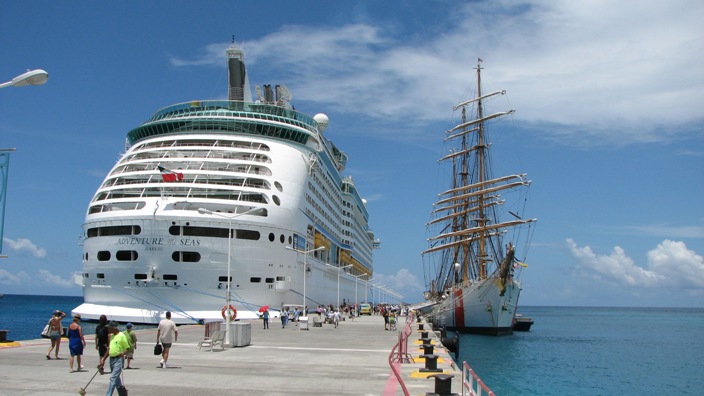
[0,314,462,395]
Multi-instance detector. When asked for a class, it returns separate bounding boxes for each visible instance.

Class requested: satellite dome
[313,113,329,133]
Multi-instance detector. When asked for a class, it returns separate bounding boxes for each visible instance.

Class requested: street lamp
[352,274,368,314]
[324,262,352,310]
[0,69,49,89]
[1,70,48,257]
[286,245,325,316]
[198,206,263,347]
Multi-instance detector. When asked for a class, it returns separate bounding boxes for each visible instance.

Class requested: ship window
[272,195,281,206]
[86,225,141,238]
[97,251,111,261]
[97,273,105,279]
[134,274,148,280]
[163,274,178,280]
[218,276,232,282]
[236,230,260,240]
[250,277,261,283]
[185,226,229,238]
[274,181,283,192]
[172,251,201,262]
[116,250,139,261]
[280,234,285,243]
[265,278,274,283]
[276,276,287,281]
[171,225,230,238]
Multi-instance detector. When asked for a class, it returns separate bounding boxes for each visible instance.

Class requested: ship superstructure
[72,41,379,324]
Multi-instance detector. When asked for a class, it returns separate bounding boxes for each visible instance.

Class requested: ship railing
[461,361,495,396]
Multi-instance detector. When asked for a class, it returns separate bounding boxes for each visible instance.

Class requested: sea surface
[0,294,154,342]
[453,306,704,395]
[2,297,703,394]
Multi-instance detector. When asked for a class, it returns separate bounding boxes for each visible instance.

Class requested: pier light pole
[286,245,325,315]
[198,206,263,347]
[1,69,48,258]
[0,69,49,89]
[324,263,352,310]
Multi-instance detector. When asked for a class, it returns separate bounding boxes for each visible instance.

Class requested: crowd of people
[44,303,406,394]
[43,309,179,396]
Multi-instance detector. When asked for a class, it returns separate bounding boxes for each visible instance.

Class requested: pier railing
[462,361,495,396]
[387,313,415,396]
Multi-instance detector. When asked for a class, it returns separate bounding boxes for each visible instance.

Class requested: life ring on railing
[221,305,237,320]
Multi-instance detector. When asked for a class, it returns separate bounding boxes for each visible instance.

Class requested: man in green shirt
[99,322,130,396]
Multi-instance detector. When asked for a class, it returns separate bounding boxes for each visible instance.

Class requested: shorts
[161,343,172,349]
[50,331,61,341]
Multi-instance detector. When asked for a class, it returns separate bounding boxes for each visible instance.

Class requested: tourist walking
[333,309,341,328]
[281,309,289,328]
[67,314,86,372]
[262,309,270,329]
[123,323,137,369]
[99,322,130,396]
[156,311,178,368]
[46,310,66,360]
[95,315,109,362]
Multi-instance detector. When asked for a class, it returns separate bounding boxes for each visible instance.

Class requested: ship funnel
[226,38,252,102]
[263,85,274,103]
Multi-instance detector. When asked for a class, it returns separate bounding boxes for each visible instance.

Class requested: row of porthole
[84,232,294,262]
[87,250,201,263]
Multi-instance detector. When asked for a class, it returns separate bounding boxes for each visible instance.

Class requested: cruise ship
[72,41,380,324]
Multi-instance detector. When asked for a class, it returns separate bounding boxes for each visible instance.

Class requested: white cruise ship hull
[72,42,379,325]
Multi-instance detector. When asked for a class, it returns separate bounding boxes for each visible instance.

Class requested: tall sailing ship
[422,59,536,335]
[72,41,380,324]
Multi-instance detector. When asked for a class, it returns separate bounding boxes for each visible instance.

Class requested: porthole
[280,234,285,243]
[274,181,283,192]
[97,251,111,261]
[269,233,275,242]
[116,250,139,261]
[172,251,201,262]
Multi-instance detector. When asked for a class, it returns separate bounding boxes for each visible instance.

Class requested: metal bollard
[420,331,429,338]
[418,337,431,344]
[425,373,457,396]
[418,323,425,331]
[419,354,442,373]
[421,343,435,355]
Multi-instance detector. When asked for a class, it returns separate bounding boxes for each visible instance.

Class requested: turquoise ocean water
[454,306,704,395]
[2,295,703,394]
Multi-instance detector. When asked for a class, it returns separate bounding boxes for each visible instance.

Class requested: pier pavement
[0,314,463,396]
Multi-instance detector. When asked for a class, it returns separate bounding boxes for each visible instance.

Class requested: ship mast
[475,59,489,280]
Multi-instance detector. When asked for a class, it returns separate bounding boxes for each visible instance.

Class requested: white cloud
[38,270,75,288]
[171,1,703,146]
[372,268,424,301]
[0,269,29,285]
[2,237,47,258]
[567,238,704,289]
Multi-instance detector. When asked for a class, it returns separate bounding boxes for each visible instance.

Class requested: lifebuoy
[221,305,237,320]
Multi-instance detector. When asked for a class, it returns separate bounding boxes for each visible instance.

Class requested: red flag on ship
[158,166,183,182]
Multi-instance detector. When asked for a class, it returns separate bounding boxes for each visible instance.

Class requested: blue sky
[1,1,702,307]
